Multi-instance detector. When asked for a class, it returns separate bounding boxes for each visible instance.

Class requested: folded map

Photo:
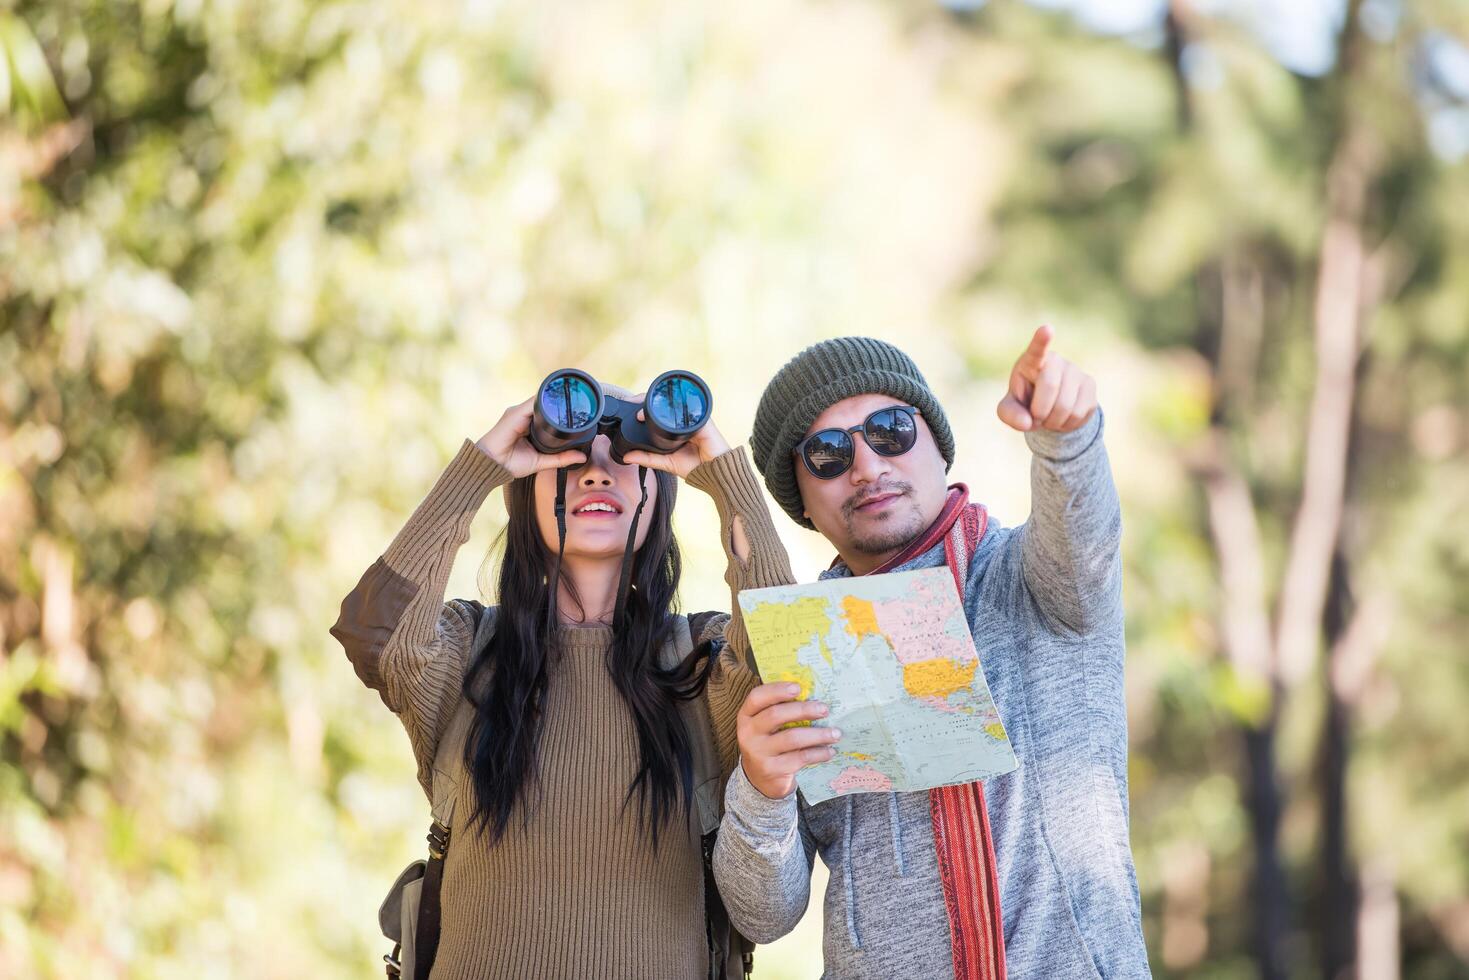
[738,567,1018,804]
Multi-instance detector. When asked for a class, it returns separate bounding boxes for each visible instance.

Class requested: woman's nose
[579,436,616,485]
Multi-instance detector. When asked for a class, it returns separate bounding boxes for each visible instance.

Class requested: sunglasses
[792,406,923,479]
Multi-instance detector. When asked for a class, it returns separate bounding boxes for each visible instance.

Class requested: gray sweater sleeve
[1017,410,1124,636]
[712,761,818,944]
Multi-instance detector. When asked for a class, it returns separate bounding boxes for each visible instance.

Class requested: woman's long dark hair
[462,465,715,846]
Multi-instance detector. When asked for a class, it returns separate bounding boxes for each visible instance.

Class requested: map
[738,567,1018,804]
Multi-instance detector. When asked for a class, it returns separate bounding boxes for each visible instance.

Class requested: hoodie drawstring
[842,795,862,949]
[842,794,911,950]
[888,792,907,876]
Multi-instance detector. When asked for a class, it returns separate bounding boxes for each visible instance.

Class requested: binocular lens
[530,369,603,454]
[529,367,710,460]
[646,373,710,434]
[540,373,599,430]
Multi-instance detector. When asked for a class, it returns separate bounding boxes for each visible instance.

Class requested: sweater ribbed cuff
[1023,408,1104,463]
[686,445,766,512]
[686,445,793,589]
[382,439,515,574]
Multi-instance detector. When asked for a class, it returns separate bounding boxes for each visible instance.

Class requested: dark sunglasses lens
[539,374,599,430]
[803,429,854,478]
[647,374,709,432]
[865,409,917,456]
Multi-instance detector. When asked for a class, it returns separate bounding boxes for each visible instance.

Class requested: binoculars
[529,368,712,465]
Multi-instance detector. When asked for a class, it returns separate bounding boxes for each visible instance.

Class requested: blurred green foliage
[2,0,1466,977]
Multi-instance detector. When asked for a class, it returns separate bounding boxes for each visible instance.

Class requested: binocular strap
[548,463,648,637]
[611,465,650,630]
[547,466,570,640]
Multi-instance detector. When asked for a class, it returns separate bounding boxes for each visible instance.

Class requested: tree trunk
[1246,708,1291,980]
[1358,862,1400,980]
[1321,548,1357,980]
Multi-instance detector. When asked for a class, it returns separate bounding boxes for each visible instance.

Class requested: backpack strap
[664,614,755,980]
[429,604,496,826]
[660,616,723,834]
[686,610,723,651]
[410,603,496,980]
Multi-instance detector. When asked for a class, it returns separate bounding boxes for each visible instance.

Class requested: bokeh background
[3,0,1467,976]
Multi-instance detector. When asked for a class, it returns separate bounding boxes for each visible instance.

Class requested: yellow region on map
[743,598,829,722]
[842,596,883,644]
[901,657,979,699]
[745,595,835,667]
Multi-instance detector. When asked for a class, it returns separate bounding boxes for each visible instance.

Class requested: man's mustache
[843,481,915,518]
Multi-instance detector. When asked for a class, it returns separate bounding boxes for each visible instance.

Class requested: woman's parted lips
[570,493,624,516]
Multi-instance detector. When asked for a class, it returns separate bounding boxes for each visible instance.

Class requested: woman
[330,382,794,979]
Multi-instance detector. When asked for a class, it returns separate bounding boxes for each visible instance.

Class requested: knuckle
[786,729,826,751]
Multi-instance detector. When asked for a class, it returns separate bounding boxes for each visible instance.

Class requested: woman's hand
[475,397,589,478]
[620,396,733,479]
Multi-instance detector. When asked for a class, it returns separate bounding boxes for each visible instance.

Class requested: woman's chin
[561,528,637,559]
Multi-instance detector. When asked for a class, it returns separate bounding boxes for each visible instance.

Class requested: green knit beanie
[750,338,955,529]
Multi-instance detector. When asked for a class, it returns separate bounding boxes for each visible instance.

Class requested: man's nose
[847,435,891,485]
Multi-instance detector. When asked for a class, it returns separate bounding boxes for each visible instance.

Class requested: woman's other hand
[621,397,732,479]
[475,397,589,478]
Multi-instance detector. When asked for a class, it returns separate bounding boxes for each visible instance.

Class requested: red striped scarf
[864,484,1006,980]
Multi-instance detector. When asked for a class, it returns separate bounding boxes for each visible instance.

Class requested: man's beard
[842,481,924,556]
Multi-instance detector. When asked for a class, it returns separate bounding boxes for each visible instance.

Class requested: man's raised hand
[996,325,1098,434]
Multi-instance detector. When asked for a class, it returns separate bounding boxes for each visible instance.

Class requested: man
[713,332,1150,978]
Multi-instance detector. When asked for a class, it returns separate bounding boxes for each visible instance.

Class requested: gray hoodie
[712,412,1151,979]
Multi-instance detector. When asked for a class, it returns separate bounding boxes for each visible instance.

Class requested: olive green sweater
[331,439,791,979]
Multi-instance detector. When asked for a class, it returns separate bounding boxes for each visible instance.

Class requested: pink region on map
[828,766,894,794]
[920,694,964,714]
[869,578,975,667]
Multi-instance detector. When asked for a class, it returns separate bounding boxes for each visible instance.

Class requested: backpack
[378,606,755,980]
